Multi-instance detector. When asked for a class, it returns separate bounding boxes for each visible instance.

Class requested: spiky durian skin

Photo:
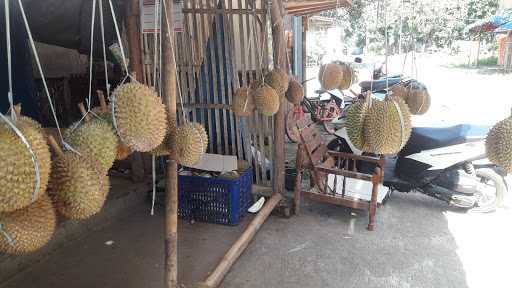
[319,63,343,91]
[0,117,51,213]
[191,122,208,153]
[113,82,167,152]
[232,87,255,117]
[176,123,205,166]
[65,119,117,172]
[264,69,289,95]
[150,117,178,157]
[0,193,56,254]
[364,98,412,155]
[49,153,110,220]
[285,79,304,105]
[405,82,430,115]
[92,106,133,160]
[486,117,512,172]
[346,100,369,151]
[253,85,280,116]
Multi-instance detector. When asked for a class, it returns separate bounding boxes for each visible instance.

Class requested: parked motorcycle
[329,102,507,213]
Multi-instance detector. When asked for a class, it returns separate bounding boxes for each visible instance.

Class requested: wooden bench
[294,119,385,231]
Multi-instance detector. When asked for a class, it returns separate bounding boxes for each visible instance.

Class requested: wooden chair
[294,119,385,231]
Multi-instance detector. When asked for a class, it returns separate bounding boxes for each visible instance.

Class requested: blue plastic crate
[178,168,253,225]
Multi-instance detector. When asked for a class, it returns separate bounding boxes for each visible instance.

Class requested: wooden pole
[270,0,287,196]
[476,31,482,68]
[162,0,178,287]
[200,193,283,288]
[125,0,146,183]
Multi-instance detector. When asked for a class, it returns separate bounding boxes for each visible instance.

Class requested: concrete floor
[1,189,510,288]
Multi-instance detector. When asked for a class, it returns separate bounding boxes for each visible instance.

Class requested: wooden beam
[199,193,283,288]
[125,0,146,183]
[162,0,178,287]
[271,0,287,196]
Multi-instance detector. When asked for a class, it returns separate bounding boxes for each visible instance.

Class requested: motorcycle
[329,85,507,212]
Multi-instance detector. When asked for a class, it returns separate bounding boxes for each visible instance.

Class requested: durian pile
[391,80,431,115]
[318,61,356,91]
[486,111,512,172]
[345,93,412,155]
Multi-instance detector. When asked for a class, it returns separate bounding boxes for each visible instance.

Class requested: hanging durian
[92,91,132,160]
[339,62,355,90]
[392,81,431,115]
[0,114,51,213]
[253,85,280,116]
[364,97,412,155]
[319,62,343,91]
[486,112,512,172]
[192,122,208,153]
[47,136,110,220]
[232,87,255,117]
[0,193,56,255]
[112,82,167,152]
[345,96,371,151]
[264,69,289,95]
[176,123,206,166]
[150,116,177,157]
[285,79,304,105]
[65,104,118,172]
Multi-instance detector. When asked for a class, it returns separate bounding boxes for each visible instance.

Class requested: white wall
[500,0,512,10]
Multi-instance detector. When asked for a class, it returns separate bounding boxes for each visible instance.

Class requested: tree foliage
[321,0,500,53]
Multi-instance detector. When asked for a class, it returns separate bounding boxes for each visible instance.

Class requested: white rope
[16,0,73,151]
[4,0,14,122]
[99,0,111,97]
[391,100,406,149]
[151,155,156,215]
[383,0,389,93]
[0,112,40,201]
[87,0,97,111]
[0,223,15,247]
[153,0,160,89]
[162,0,187,122]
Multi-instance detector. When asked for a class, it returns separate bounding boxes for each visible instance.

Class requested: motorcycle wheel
[470,168,506,213]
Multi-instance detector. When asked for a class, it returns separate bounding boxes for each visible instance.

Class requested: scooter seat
[359,77,403,92]
[403,124,490,154]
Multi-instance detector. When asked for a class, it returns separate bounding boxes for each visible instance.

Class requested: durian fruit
[0,193,56,255]
[345,96,370,151]
[339,62,355,90]
[264,69,289,95]
[176,123,206,166]
[253,85,280,116]
[232,87,255,117]
[285,79,304,105]
[92,91,132,160]
[47,136,110,220]
[364,97,412,155]
[65,118,117,172]
[112,82,167,152]
[486,113,512,172]
[392,81,431,115]
[150,116,178,157]
[319,63,343,91]
[0,116,51,213]
[191,122,208,153]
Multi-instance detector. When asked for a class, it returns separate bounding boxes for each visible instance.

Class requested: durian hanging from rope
[391,80,431,115]
[363,96,412,155]
[112,82,167,152]
[486,111,512,173]
[319,62,343,91]
[0,193,56,255]
[64,103,117,173]
[285,79,304,105]
[232,87,255,117]
[253,84,280,116]
[338,62,356,90]
[345,95,371,151]
[91,91,132,160]
[264,69,289,95]
[0,111,51,213]
[47,136,110,220]
[176,122,208,166]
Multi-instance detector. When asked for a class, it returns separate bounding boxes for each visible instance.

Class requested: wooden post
[162,0,178,287]
[125,0,146,183]
[199,193,283,288]
[476,31,482,68]
[270,0,287,196]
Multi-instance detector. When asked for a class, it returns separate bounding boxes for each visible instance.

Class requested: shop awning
[495,22,512,33]
[284,0,352,16]
[466,10,512,33]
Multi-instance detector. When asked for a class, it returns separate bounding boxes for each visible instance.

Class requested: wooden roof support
[162,0,178,287]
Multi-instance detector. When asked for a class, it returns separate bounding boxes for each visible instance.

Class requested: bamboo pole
[199,193,283,288]
[270,0,287,196]
[162,0,178,287]
[125,0,146,183]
